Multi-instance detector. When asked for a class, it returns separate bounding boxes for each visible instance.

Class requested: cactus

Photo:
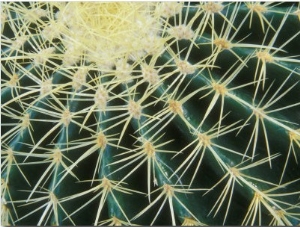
[1,2,300,226]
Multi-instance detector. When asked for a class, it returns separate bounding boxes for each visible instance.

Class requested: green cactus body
[1,2,300,226]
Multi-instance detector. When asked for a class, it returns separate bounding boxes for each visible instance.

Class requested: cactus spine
[1,2,300,226]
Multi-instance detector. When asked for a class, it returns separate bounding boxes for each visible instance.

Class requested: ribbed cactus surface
[1,2,300,226]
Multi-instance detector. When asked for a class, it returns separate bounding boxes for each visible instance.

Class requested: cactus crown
[1,1,300,226]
